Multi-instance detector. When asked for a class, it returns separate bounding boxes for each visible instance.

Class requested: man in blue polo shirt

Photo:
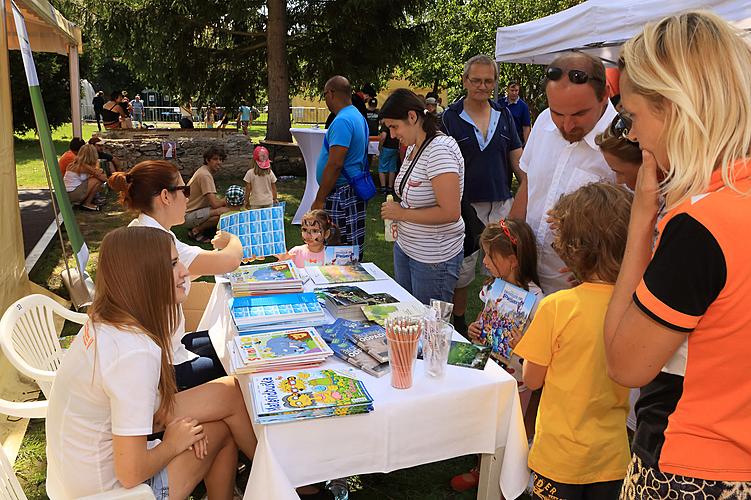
[501,81,531,144]
[442,54,524,335]
[313,75,369,260]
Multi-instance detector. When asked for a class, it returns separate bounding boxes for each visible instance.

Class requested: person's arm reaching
[188,231,243,276]
[508,176,528,220]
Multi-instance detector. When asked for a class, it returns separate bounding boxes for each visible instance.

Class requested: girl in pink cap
[243,145,278,209]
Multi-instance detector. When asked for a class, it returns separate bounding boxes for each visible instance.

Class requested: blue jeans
[393,242,462,305]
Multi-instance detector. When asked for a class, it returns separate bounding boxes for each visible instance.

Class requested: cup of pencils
[385,314,423,389]
[423,320,453,378]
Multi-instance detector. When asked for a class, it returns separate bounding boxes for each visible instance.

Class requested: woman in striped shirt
[380,89,465,304]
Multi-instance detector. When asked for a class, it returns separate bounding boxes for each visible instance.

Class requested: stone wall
[99,128,305,180]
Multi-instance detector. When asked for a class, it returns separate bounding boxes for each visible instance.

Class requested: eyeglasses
[610,113,637,144]
[166,185,191,197]
[544,66,604,85]
[466,77,496,88]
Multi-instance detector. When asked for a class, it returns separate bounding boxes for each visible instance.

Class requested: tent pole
[68,44,81,137]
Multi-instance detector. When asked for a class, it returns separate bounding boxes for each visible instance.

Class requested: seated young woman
[45,226,256,499]
[64,144,107,211]
[110,162,244,390]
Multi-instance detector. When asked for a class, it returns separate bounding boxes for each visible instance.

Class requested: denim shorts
[144,467,169,499]
[378,147,400,173]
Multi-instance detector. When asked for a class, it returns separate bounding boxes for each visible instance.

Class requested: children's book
[218,204,286,260]
[446,341,491,370]
[337,319,389,363]
[306,263,383,285]
[324,246,360,265]
[229,327,333,374]
[316,285,398,321]
[229,292,325,329]
[227,260,303,296]
[360,302,427,327]
[317,320,390,377]
[477,279,538,363]
[250,368,374,424]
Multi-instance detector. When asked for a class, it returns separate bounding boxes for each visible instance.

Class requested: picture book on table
[416,341,490,370]
[306,263,378,285]
[360,302,427,327]
[324,246,359,265]
[219,204,286,260]
[316,286,398,321]
[250,368,374,424]
[233,328,330,365]
[477,279,538,362]
[228,261,301,286]
[317,320,390,377]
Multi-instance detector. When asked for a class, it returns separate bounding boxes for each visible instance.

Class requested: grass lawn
[16,130,509,499]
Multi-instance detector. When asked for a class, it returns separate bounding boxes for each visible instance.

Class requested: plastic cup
[423,320,453,378]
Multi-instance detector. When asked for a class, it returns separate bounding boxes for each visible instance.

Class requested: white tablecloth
[290,128,325,225]
[199,267,530,499]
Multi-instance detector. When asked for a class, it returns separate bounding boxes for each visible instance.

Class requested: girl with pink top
[279,209,340,268]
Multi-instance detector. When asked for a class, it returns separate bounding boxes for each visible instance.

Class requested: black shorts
[531,471,622,500]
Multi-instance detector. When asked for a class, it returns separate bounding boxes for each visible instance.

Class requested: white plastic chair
[0,397,154,500]
[0,295,87,398]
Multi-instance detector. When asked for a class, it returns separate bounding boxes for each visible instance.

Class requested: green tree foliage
[404,0,583,115]
[68,0,429,140]
[10,51,71,134]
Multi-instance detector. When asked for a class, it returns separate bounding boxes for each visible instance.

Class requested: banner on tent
[11,1,89,277]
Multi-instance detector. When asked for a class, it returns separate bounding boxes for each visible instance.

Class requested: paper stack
[228,327,333,375]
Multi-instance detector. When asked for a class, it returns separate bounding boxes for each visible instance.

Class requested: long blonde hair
[619,11,751,208]
[88,226,178,417]
[68,144,99,174]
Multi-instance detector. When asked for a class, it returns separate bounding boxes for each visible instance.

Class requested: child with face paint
[243,146,278,209]
[278,209,341,268]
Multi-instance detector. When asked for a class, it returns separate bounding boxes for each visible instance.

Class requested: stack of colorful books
[229,292,326,333]
[227,261,304,296]
[250,368,374,424]
[316,319,390,377]
[315,285,398,321]
[228,327,333,375]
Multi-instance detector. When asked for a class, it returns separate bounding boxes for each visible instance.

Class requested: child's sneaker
[450,467,479,492]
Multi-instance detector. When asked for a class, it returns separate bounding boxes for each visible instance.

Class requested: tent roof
[5,0,81,55]
[495,0,751,65]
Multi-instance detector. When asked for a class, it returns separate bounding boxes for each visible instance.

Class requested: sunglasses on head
[610,114,638,144]
[544,66,603,85]
[166,185,191,197]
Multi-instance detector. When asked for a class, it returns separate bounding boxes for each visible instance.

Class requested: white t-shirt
[129,213,203,364]
[393,134,465,263]
[520,104,617,294]
[46,322,161,498]
[63,170,88,192]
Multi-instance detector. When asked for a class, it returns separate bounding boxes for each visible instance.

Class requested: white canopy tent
[495,0,751,65]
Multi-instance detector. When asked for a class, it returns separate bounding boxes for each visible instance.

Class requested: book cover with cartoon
[307,264,377,285]
[234,328,330,364]
[317,321,390,377]
[251,368,374,423]
[478,279,537,362]
[228,261,300,285]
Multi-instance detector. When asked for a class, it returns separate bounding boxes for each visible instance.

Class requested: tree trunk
[266,0,292,142]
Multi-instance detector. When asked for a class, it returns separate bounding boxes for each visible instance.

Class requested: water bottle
[384,194,397,242]
[325,478,349,500]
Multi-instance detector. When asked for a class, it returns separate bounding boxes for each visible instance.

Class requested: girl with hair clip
[604,11,751,497]
[514,182,633,499]
[45,226,256,499]
[64,143,107,211]
[109,161,243,390]
[379,88,465,305]
[451,217,542,493]
[277,208,341,268]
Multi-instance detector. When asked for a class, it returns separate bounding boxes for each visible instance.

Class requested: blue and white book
[230,292,325,329]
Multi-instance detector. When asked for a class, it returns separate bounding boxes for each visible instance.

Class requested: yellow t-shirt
[514,282,630,484]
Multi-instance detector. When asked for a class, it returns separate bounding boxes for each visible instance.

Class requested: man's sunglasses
[610,114,638,144]
[166,185,191,197]
[544,66,604,85]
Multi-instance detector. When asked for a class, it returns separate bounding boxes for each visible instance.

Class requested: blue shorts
[378,147,399,174]
[144,442,170,499]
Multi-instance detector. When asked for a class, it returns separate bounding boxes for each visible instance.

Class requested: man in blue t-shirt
[500,82,531,144]
[313,75,369,260]
[238,101,252,135]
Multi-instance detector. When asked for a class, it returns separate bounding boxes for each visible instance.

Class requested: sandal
[80,204,100,212]
[450,467,480,492]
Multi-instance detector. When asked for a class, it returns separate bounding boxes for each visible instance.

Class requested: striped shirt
[394,134,465,263]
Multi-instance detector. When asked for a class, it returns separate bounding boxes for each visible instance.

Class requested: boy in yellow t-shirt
[514,183,632,499]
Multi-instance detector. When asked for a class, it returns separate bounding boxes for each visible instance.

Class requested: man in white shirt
[508,52,617,294]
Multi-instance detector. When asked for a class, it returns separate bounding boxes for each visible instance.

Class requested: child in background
[514,182,632,499]
[221,184,245,219]
[278,209,340,268]
[451,218,542,493]
[243,146,278,209]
